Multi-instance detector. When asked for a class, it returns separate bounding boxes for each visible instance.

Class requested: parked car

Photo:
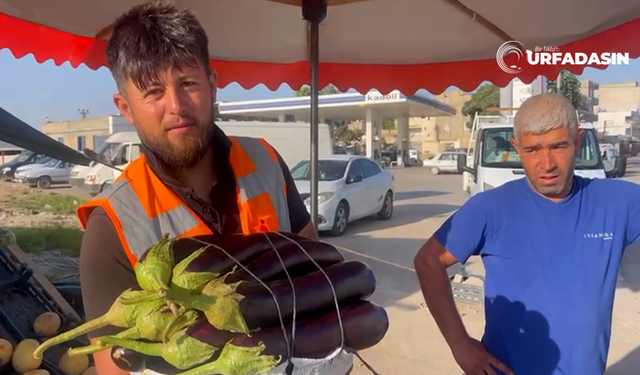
[333,145,348,154]
[423,151,465,174]
[14,159,75,189]
[291,155,395,236]
[0,151,47,180]
[12,156,53,180]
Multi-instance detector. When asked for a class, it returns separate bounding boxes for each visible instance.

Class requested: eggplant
[170,232,324,295]
[224,240,345,284]
[172,232,312,274]
[111,346,179,373]
[111,346,146,372]
[222,260,376,333]
[187,300,389,359]
[168,260,376,335]
[111,301,388,374]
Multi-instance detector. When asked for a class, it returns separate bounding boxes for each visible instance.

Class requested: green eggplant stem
[135,233,174,294]
[173,342,281,375]
[118,291,162,305]
[67,327,140,357]
[98,330,218,370]
[171,247,218,294]
[160,309,199,343]
[97,336,163,357]
[34,313,114,359]
[33,289,151,359]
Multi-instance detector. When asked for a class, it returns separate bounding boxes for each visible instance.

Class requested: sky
[1,49,640,129]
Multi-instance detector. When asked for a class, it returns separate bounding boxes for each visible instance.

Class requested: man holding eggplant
[76,1,334,374]
[415,93,640,375]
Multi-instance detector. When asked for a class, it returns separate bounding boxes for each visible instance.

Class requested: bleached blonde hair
[513,93,578,143]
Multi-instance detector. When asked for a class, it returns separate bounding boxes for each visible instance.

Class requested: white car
[291,155,395,236]
[12,156,53,179]
[14,159,75,189]
[423,151,465,175]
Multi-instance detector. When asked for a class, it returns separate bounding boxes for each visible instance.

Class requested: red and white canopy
[1,0,639,94]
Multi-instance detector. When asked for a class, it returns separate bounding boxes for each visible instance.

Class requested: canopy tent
[0,107,92,166]
[1,0,638,226]
[1,0,639,93]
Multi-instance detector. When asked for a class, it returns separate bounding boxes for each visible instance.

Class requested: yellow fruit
[59,352,89,375]
[0,338,13,366]
[11,339,42,373]
[33,312,62,337]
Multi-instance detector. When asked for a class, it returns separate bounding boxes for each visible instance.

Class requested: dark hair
[106,0,211,92]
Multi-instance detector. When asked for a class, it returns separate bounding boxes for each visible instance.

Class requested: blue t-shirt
[434,176,640,375]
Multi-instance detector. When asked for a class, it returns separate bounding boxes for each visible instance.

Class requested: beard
[137,110,215,170]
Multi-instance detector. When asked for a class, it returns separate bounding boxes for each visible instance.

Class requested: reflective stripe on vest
[93,178,203,258]
[233,137,291,232]
[79,136,291,260]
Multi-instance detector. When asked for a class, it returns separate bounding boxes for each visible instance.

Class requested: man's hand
[451,336,513,375]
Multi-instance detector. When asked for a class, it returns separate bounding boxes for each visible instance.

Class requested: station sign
[365,90,402,102]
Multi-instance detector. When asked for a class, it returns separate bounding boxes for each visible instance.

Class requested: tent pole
[309,21,320,229]
[303,0,327,230]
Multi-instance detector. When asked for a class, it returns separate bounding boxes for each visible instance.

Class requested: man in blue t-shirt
[414,93,640,375]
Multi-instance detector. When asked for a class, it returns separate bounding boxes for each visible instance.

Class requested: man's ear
[510,135,520,153]
[209,69,218,103]
[113,93,134,125]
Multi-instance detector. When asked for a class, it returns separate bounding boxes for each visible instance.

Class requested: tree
[461,84,500,129]
[382,119,395,130]
[547,70,586,111]
[332,124,363,143]
[295,84,339,97]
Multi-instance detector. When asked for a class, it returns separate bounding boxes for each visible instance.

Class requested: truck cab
[459,115,605,198]
[82,132,142,196]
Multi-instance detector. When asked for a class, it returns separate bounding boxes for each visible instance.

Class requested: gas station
[217,90,456,166]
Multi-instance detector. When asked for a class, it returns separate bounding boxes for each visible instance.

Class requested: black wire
[347,348,382,375]
[260,232,297,374]
[189,238,291,362]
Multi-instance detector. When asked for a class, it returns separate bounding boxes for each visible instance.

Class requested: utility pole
[78,109,89,119]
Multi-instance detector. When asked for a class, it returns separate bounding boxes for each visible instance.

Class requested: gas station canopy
[218,90,456,121]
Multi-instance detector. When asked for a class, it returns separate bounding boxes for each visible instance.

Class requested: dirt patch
[0,181,85,280]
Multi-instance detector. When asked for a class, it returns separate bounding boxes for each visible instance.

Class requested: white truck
[80,121,333,195]
[69,116,135,189]
[82,131,141,195]
[217,121,333,169]
[458,114,606,197]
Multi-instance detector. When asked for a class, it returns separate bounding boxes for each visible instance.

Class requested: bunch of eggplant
[31,232,389,375]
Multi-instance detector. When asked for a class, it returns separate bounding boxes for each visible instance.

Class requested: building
[596,110,640,137]
[499,77,547,114]
[41,115,133,151]
[580,80,599,115]
[594,82,640,112]
[412,89,473,156]
[0,140,23,164]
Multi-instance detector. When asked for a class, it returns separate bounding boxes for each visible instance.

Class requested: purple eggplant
[224,240,345,284]
[187,300,389,359]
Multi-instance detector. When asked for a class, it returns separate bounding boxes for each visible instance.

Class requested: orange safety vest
[77,136,291,268]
